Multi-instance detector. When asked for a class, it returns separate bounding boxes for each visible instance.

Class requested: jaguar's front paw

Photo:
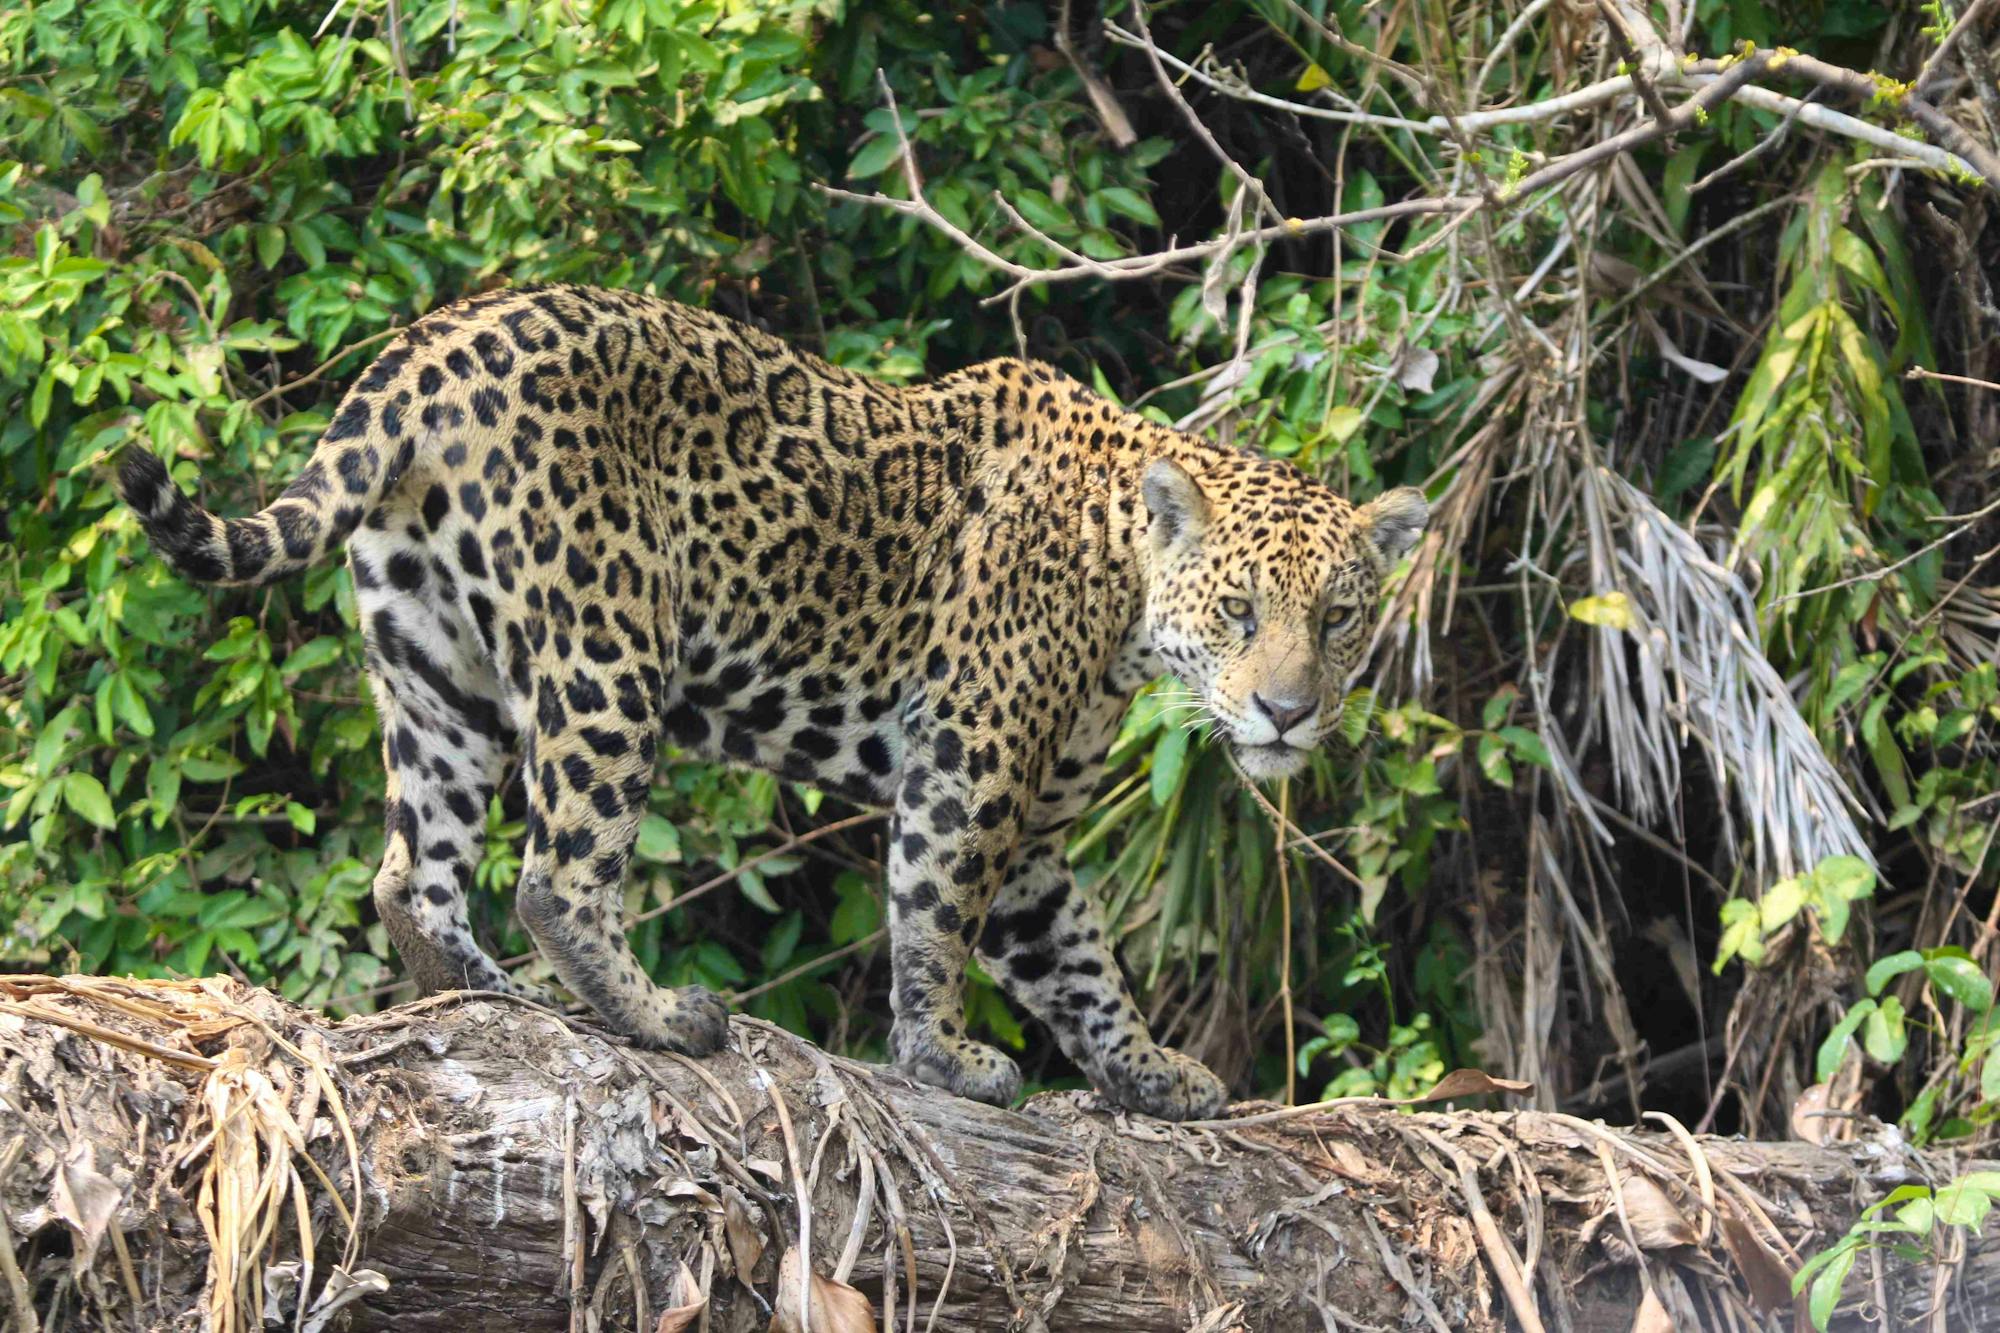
[648,984,732,1056]
[892,1025,1023,1107]
[1097,1044,1228,1120]
[606,982,731,1056]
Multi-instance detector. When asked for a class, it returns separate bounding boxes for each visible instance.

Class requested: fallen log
[0,974,1993,1332]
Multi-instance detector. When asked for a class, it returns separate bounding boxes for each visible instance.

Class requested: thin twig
[0,1139,38,1333]
[725,928,886,1005]
[1908,365,2000,392]
[1278,778,1295,1106]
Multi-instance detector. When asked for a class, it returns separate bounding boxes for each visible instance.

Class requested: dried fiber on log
[1,974,1994,1331]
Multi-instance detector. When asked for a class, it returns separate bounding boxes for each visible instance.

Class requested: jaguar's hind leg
[358,556,532,997]
[510,655,729,1054]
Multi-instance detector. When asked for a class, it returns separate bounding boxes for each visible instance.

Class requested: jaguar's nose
[1252,693,1315,736]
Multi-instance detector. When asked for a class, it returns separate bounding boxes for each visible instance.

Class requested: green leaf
[829,871,881,945]
[1096,186,1160,226]
[846,134,901,179]
[1759,876,1805,932]
[63,772,116,829]
[1323,404,1364,445]
[110,675,154,738]
[256,223,285,270]
[1924,954,1994,1013]
[1567,591,1635,630]
[1715,898,1766,972]
[1934,1176,1998,1229]
[280,637,344,677]
[735,868,781,913]
[761,911,803,972]
[1808,1241,1856,1330]
[1865,950,1923,996]
[1497,726,1551,769]
[180,756,245,783]
[1861,995,1907,1064]
[1012,188,1074,234]
[1655,436,1715,501]
[1150,725,1190,805]
[636,814,681,864]
[1816,999,1875,1080]
[1825,660,1880,714]
[1815,855,1877,903]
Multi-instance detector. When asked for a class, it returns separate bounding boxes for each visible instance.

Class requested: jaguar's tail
[118,379,416,587]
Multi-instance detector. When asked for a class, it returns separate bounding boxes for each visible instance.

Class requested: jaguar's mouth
[1231,740,1311,781]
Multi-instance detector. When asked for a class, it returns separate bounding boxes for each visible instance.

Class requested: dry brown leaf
[1718,1210,1792,1313]
[665,1179,721,1211]
[52,1140,121,1275]
[655,1299,706,1333]
[1408,1068,1535,1104]
[724,1188,766,1285]
[1629,1287,1675,1333]
[1789,1084,1832,1146]
[1618,1173,1697,1250]
[1188,1301,1249,1333]
[655,1256,707,1331]
[767,1248,874,1333]
[1317,1138,1384,1184]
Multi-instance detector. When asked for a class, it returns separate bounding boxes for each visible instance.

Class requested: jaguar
[120,283,1426,1119]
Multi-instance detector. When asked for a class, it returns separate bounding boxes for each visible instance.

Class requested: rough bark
[2,974,1995,1333]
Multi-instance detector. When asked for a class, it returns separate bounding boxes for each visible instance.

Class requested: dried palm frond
[1575,465,1871,880]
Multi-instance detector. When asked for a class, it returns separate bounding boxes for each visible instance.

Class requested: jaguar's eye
[1322,605,1356,639]
[1220,596,1253,622]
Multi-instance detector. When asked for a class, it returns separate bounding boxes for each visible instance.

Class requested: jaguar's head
[1141,454,1427,781]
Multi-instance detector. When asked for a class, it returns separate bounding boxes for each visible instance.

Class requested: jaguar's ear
[1357,486,1428,562]
[1142,459,1209,552]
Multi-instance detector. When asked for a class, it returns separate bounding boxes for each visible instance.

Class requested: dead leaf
[1395,346,1439,395]
[1317,1138,1386,1184]
[52,1140,121,1276]
[724,1189,766,1285]
[300,1267,390,1333]
[1790,1084,1833,1146]
[1189,1301,1249,1333]
[1588,252,1645,290]
[655,1305,705,1333]
[1408,1068,1534,1104]
[654,1258,707,1330]
[665,1179,721,1211]
[1718,1210,1792,1313]
[1618,1173,1697,1250]
[1644,316,1728,383]
[1630,1287,1675,1333]
[767,1248,874,1333]
[1639,918,1701,1010]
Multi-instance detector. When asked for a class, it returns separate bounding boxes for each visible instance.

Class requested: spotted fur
[119,284,1426,1119]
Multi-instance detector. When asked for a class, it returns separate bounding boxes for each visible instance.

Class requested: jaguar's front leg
[979,829,1228,1120]
[884,718,1034,1108]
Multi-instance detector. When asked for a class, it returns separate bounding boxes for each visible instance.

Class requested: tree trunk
[1,974,1993,1332]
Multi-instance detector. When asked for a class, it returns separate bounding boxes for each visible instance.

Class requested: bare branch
[1101,21,1437,133]
[1123,2,1284,227]
[823,30,1999,309]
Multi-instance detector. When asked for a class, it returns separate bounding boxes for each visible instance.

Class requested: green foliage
[1793,1173,2000,1329]
[4,0,1439,1092]
[1714,854,1877,971]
